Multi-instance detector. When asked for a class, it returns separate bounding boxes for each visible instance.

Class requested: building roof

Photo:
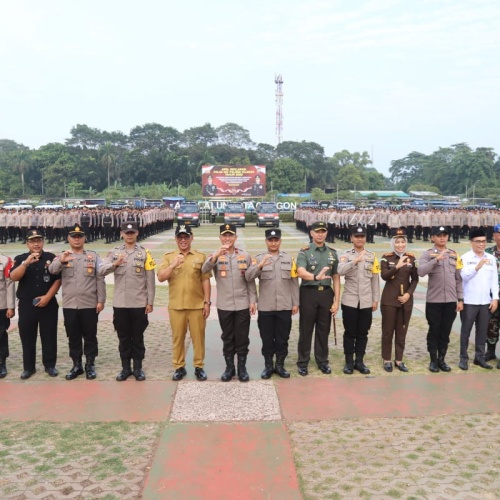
[353,190,410,198]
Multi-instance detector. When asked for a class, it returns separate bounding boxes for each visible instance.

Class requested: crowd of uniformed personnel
[1,210,500,383]
[294,205,500,244]
[0,206,175,245]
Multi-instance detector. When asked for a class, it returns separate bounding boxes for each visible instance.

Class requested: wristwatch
[313,274,318,281]
[204,301,212,305]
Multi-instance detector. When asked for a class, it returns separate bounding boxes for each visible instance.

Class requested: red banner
[202,165,266,198]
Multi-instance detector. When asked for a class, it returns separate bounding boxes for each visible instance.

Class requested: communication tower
[275,74,283,145]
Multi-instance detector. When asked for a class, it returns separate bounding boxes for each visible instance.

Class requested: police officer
[100,222,156,381]
[338,226,380,375]
[296,221,340,376]
[49,224,106,380]
[246,229,299,379]
[203,175,218,197]
[157,225,212,381]
[380,229,419,372]
[485,223,500,366]
[10,229,61,379]
[202,224,257,382]
[0,253,15,378]
[418,226,463,372]
[250,175,265,197]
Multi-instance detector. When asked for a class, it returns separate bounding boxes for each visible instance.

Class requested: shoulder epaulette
[327,246,337,252]
[382,252,394,257]
[300,245,310,251]
[406,252,415,257]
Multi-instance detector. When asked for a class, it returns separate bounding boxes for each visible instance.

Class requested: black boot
[275,356,290,378]
[485,342,497,362]
[65,358,84,380]
[116,359,133,381]
[0,358,7,378]
[237,354,250,382]
[85,358,97,380]
[261,356,274,379]
[221,355,235,382]
[133,359,146,381]
[429,353,439,373]
[437,352,451,372]
[343,354,354,375]
[354,355,370,374]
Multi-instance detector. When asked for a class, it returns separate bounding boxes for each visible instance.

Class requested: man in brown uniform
[158,225,212,381]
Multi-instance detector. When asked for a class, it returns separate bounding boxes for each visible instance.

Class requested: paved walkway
[1,226,500,499]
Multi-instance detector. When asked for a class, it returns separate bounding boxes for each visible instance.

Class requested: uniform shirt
[0,255,15,309]
[380,252,419,307]
[11,251,61,301]
[49,250,106,309]
[99,244,156,307]
[485,245,500,287]
[460,250,499,305]
[158,249,211,310]
[338,249,380,308]
[418,247,463,303]
[296,243,338,287]
[202,248,257,311]
[245,251,299,311]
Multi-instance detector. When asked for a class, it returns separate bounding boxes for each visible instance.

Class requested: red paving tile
[0,380,175,422]
[143,422,301,500]
[276,373,500,421]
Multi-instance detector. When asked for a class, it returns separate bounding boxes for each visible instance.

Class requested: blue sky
[1,0,498,175]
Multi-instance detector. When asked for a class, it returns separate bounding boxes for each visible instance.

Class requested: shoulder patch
[382,252,394,257]
[300,245,310,251]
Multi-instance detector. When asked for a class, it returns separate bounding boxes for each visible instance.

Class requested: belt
[304,285,331,291]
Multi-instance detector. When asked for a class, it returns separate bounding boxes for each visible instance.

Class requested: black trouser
[63,308,99,360]
[0,227,6,243]
[217,309,250,356]
[406,225,414,243]
[0,310,10,359]
[18,299,58,371]
[257,310,292,358]
[113,307,148,361]
[341,304,373,356]
[460,304,491,362]
[452,225,460,243]
[45,226,54,243]
[425,302,457,355]
[297,286,333,367]
[366,224,375,243]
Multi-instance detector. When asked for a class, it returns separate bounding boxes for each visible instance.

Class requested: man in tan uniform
[158,225,211,381]
[245,229,300,379]
[0,253,15,378]
[49,224,106,380]
[100,222,156,381]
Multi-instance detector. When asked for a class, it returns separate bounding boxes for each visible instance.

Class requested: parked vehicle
[177,202,200,227]
[224,203,246,227]
[256,202,279,227]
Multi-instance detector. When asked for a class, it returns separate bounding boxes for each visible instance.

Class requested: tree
[268,158,305,193]
[13,149,31,195]
[215,123,254,149]
[100,142,116,190]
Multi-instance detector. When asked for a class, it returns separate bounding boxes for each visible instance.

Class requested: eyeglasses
[471,240,487,244]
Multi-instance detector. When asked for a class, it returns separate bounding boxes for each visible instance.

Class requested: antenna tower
[275,74,283,145]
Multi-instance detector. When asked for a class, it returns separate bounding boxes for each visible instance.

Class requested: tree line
[0,122,498,201]
[0,122,385,200]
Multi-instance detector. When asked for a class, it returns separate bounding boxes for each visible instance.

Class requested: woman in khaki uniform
[380,229,419,372]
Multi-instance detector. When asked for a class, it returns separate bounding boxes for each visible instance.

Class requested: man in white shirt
[459,229,499,370]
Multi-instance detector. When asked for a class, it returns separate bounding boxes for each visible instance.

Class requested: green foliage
[310,187,325,201]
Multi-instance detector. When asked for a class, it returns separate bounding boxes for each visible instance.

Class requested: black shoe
[133,368,146,381]
[343,362,354,375]
[261,366,274,379]
[116,368,133,381]
[437,358,451,372]
[0,360,7,378]
[20,369,36,380]
[297,366,308,376]
[473,358,493,369]
[85,364,96,380]
[459,360,468,371]
[274,364,290,378]
[194,367,207,381]
[354,360,370,375]
[428,361,440,373]
[318,363,332,374]
[221,356,235,382]
[65,365,84,380]
[383,362,393,373]
[485,351,496,362]
[172,367,187,381]
[497,360,500,369]
[45,367,59,377]
[395,361,408,373]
